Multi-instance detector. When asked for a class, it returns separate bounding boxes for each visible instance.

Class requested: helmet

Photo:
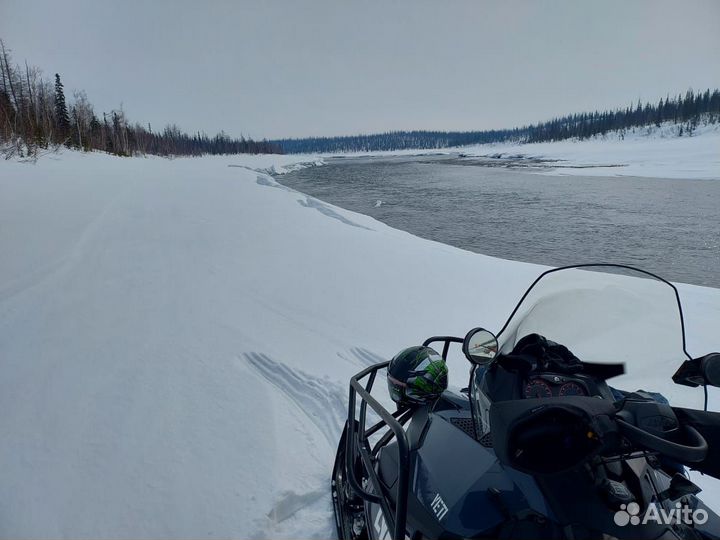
[387,346,448,405]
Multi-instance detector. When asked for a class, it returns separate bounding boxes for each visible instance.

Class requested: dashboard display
[559,382,586,396]
[524,379,552,399]
[523,375,589,398]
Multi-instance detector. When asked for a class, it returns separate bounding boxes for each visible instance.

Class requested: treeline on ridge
[274,89,720,154]
[0,39,280,158]
[3,36,718,159]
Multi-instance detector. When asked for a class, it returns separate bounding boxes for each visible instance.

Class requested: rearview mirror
[673,353,720,388]
[703,353,720,387]
[463,327,498,364]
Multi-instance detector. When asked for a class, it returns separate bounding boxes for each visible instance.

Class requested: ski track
[350,346,387,366]
[242,352,347,448]
[337,347,387,368]
[242,352,346,532]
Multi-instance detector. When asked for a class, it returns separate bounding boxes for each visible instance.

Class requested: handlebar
[617,418,708,463]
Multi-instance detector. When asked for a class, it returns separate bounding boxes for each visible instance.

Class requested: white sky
[1,0,719,139]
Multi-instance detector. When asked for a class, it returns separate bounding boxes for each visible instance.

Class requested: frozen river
[278,154,720,288]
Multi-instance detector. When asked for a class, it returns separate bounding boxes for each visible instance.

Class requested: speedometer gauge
[559,382,586,396]
[524,379,552,398]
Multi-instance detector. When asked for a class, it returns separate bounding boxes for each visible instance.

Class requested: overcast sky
[2,0,719,139]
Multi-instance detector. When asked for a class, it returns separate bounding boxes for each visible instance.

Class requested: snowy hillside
[1,152,720,538]
[325,123,720,180]
[461,123,720,180]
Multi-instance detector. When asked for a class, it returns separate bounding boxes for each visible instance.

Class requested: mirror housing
[463,327,499,364]
[673,353,720,388]
[703,353,720,387]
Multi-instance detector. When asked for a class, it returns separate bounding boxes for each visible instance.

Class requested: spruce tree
[54,73,70,141]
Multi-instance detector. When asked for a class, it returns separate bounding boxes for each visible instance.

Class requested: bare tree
[72,90,93,149]
[0,38,283,158]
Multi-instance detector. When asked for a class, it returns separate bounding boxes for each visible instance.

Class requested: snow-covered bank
[460,123,720,180]
[316,123,720,180]
[1,151,719,538]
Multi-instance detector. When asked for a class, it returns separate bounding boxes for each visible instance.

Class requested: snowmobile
[332,264,720,539]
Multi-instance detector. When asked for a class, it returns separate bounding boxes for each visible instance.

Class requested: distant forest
[274,88,720,154]
[2,38,719,160]
[0,39,280,159]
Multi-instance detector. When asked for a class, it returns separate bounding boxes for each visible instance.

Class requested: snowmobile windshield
[495,265,701,409]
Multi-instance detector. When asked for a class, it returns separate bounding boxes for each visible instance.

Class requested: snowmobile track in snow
[242,352,347,447]
[337,347,387,368]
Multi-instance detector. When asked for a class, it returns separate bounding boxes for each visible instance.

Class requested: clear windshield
[496,265,701,409]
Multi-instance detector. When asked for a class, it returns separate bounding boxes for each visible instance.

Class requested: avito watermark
[614,502,708,527]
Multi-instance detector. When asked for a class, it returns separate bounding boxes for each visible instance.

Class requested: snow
[1,150,719,538]
[461,123,720,180]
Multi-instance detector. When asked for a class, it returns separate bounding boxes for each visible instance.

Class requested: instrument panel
[523,374,589,399]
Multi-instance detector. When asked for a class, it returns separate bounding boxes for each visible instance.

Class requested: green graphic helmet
[387,346,448,405]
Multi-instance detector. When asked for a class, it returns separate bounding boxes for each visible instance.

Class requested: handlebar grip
[617,418,708,463]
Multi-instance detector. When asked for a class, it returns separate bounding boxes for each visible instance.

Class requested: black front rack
[344,336,464,539]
